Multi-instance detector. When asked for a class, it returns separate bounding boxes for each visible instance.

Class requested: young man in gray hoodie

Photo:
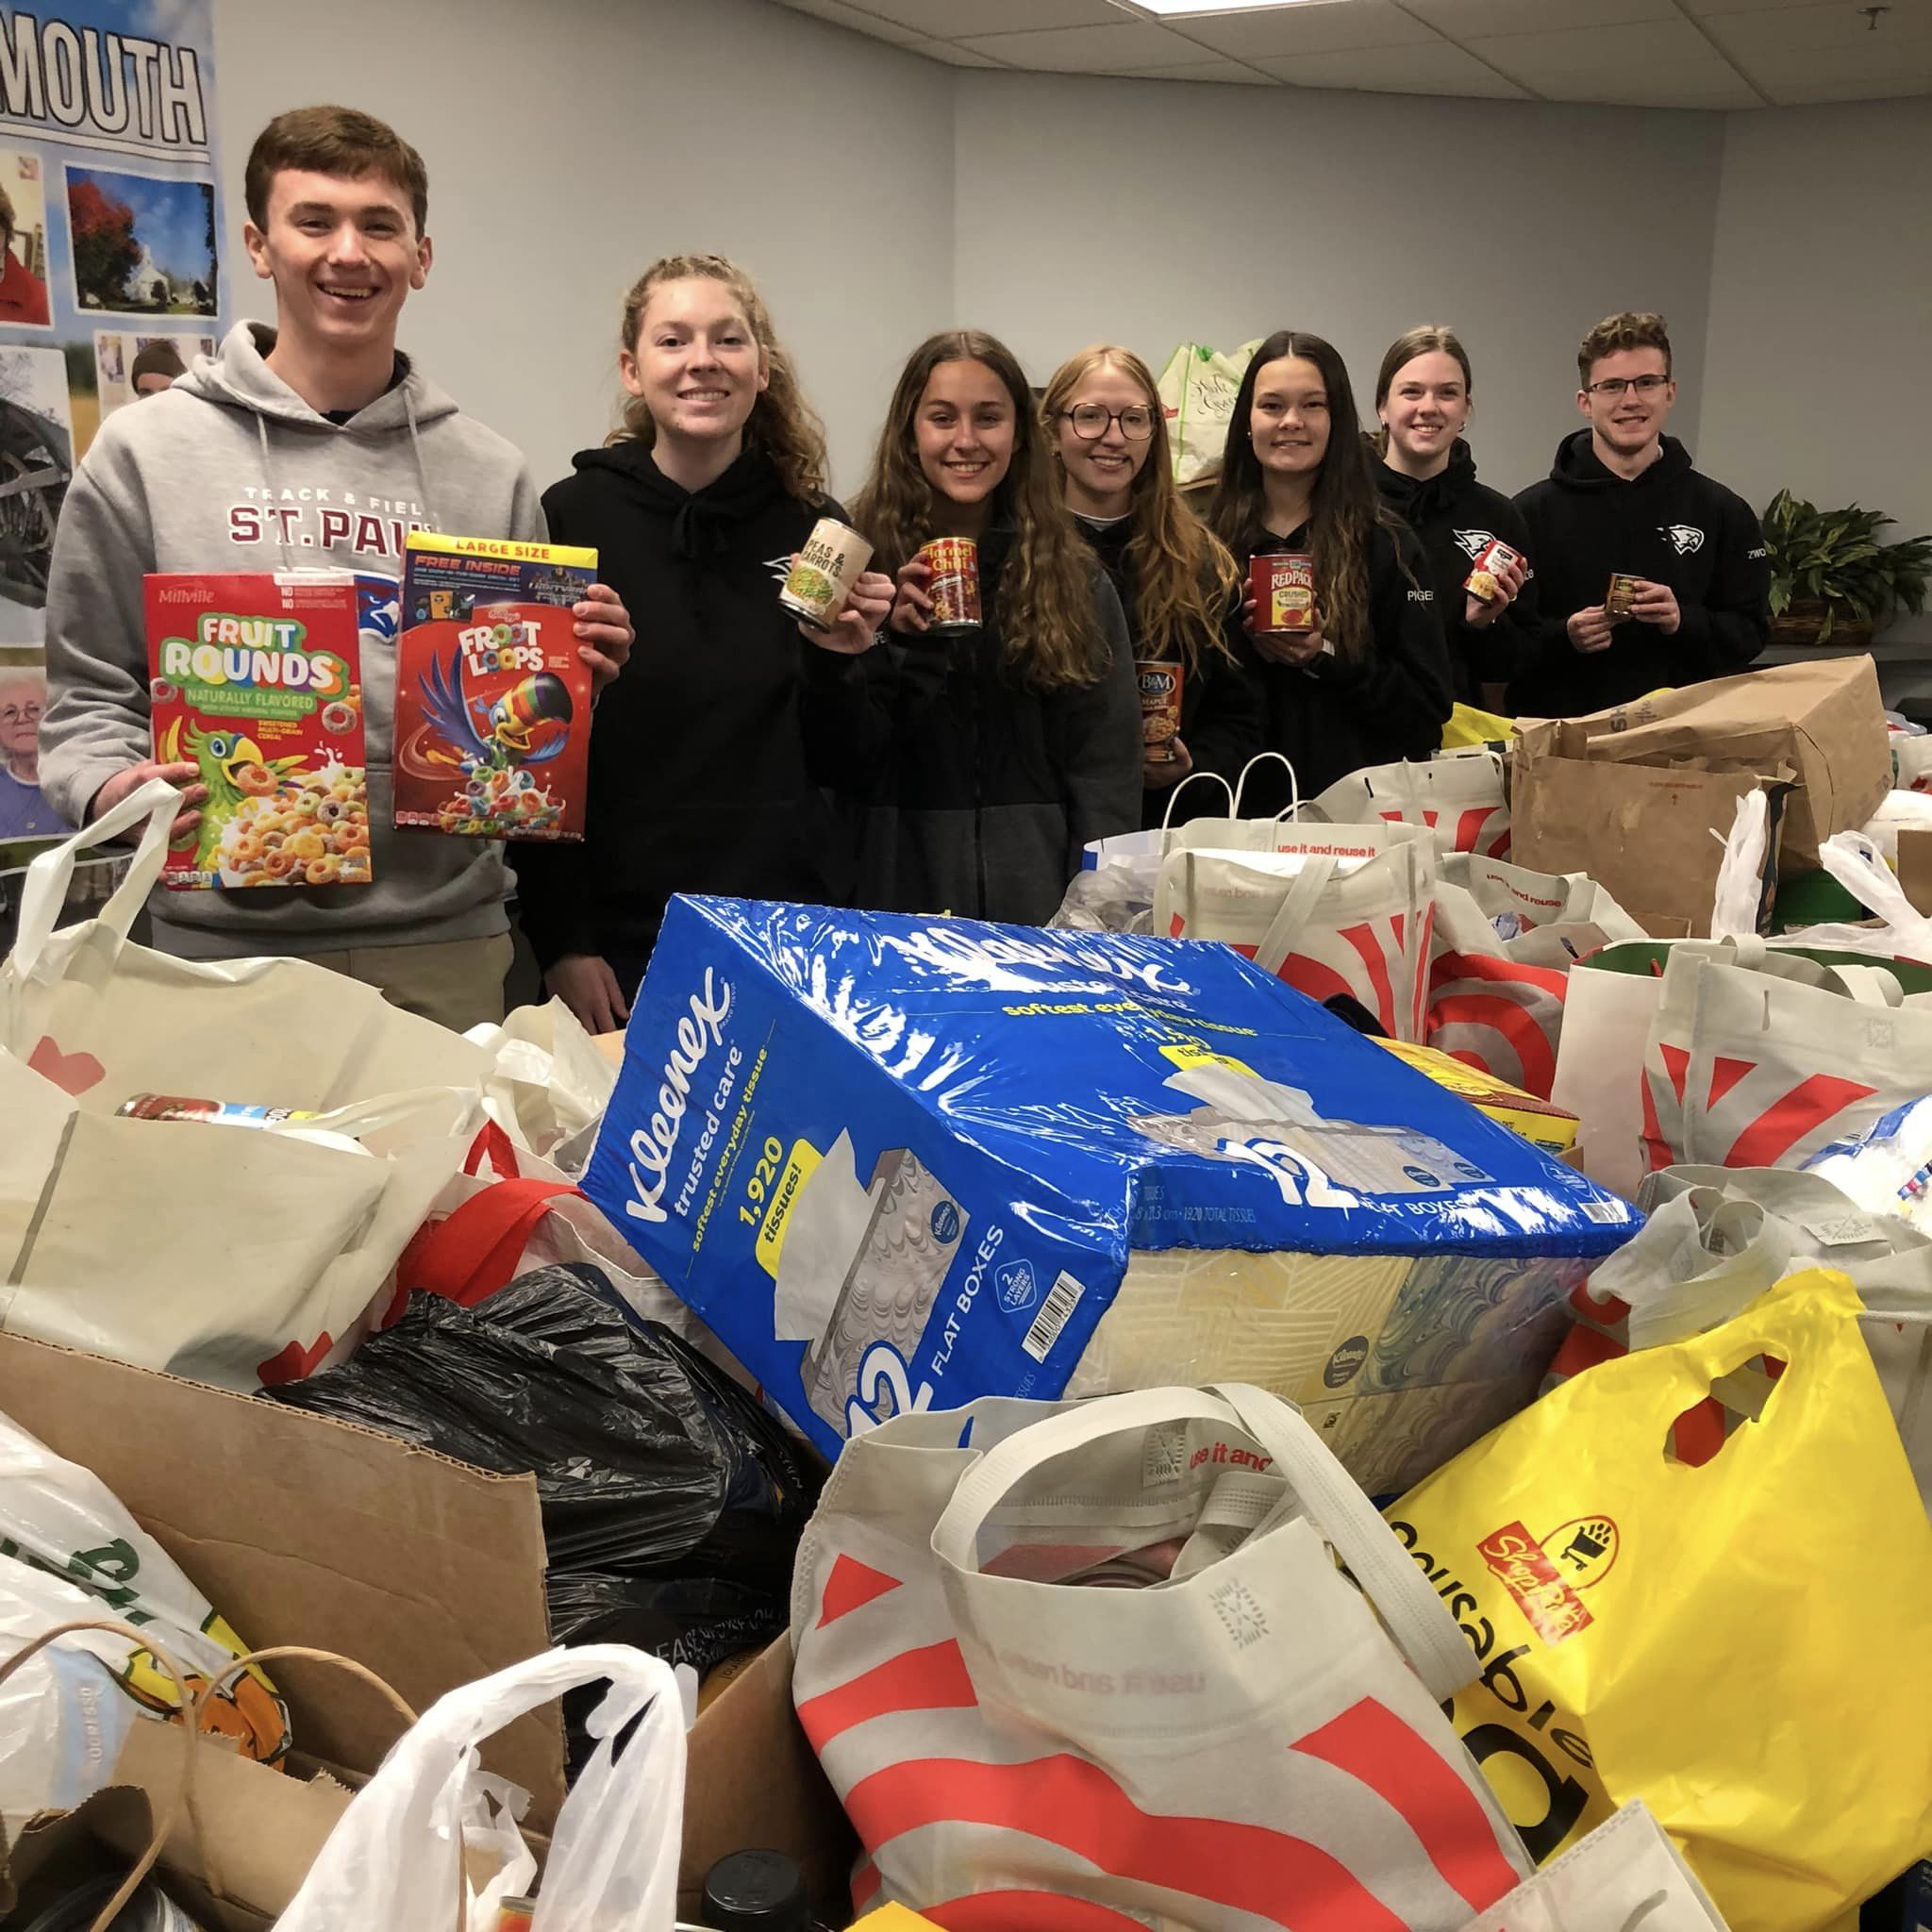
[38,106,633,1029]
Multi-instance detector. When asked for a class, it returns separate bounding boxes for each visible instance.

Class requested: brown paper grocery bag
[1510,724,1786,937]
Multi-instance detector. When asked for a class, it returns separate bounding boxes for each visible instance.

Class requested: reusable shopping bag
[1389,1269,1932,1930]
[1156,340,1262,489]
[0,780,488,1388]
[276,1645,685,1932]
[1156,819,1436,1040]
[1313,747,1512,861]
[792,1383,1533,1930]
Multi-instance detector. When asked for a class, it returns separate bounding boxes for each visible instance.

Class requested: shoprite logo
[1476,1521,1595,1645]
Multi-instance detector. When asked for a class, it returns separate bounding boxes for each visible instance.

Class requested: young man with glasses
[1507,311,1768,717]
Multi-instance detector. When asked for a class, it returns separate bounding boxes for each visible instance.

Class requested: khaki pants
[307,933,514,1034]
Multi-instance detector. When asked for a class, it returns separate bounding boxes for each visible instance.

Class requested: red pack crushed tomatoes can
[1464,538,1523,605]
[1250,552,1316,634]
[1136,659,1184,762]
[918,537,982,632]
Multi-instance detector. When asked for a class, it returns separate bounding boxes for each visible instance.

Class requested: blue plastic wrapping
[583,898,1639,1486]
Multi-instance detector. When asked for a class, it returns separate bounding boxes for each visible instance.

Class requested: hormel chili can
[1464,538,1523,604]
[1136,659,1185,762]
[918,537,982,632]
[779,518,873,632]
[1250,552,1316,634]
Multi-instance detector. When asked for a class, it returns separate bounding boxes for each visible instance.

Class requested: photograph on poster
[94,330,213,417]
[0,347,73,640]
[66,164,217,318]
[0,147,51,329]
[0,650,66,842]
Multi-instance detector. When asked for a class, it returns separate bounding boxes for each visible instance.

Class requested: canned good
[1135,659,1185,762]
[1250,552,1316,635]
[1464,538,1523,605]
[778,519,873,632]
[1606,572,1640,621]
[495,1898,537,1932]
[116,1094,320,1126]
[918,537,982,632]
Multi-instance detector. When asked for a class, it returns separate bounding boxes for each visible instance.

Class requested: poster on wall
[0,0,225,906]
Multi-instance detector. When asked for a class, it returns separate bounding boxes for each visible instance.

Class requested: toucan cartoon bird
[418,648,573,771]
[158,718,304,869]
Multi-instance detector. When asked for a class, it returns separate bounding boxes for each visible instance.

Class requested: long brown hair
[1208,330,1407,662]
[609,254,828,505]
[1372,324,1473,457]
[851,330,1107,691]
[1041,344,1240,671]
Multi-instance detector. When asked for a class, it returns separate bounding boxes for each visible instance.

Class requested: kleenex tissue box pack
[582,897,1638,1491]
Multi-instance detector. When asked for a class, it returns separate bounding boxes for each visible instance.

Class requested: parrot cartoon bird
[158,719,305,869]
[418,647,573,772]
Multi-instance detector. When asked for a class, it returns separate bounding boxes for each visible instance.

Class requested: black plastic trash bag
[265,1262,822,1675]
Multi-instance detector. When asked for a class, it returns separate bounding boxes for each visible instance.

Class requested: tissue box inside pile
[583,897,1638,1493]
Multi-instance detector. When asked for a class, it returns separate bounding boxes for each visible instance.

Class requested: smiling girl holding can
[1208,329,1454,809]
[848,330,1141,923]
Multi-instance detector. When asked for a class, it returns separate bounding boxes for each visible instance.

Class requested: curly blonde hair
[1041,344,1239,672]
[610,254,828,505]
[851,330,1107,692]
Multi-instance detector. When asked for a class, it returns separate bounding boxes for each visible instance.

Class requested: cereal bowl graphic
[213,767,372,888]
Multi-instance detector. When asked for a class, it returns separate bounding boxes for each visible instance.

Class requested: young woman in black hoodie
[1041,343,1262,827]
[1372,325,1539,709]
[1207,330,1453,808]
[514,254,893,1031]
[847,329,1141,924]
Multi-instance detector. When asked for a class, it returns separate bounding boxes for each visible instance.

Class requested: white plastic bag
[277,1644,685,1932]
[468,996,616,1177]
[1157,339,1263,488]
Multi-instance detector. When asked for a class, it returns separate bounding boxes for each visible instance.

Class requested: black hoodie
[1374,440,1541,705]
[510,441,871,981]
[1072,512,1266,828]
[1508,429,1770,718]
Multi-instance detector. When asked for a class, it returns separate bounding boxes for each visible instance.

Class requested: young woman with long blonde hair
[1041,344,1260,825]
[1208,328,1453,808]
[514,254,892,1029]
[848,328,1140,923]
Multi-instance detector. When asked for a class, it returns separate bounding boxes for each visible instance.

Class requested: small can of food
[1250,552,1316,634]
[116,1094,319,1126]
[1606,572,1640,621]
[1136,659,1185,762]
[779,518,874,632]
[1464,538,1524,605]
[494,1900,537,1932]
[918,536,982,632]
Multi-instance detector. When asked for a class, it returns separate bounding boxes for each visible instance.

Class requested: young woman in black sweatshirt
[1371,325,1539,708]
[1207,330,1454,809]
[1041,343,1263,827]
[846,329,1141,924]
[513,255,892,1031]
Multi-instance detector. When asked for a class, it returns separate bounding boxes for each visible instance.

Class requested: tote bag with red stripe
[791,1384,1532,1932]
[1312,749,1511,862]
[1155,824,1435,1041]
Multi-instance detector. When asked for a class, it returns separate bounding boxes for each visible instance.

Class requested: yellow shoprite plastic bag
[1388,1268,1932,1932]
[1441,701,1512,749]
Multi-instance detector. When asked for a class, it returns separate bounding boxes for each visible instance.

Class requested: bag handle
[1231,750,1301,821]
[929,1383,1479,1702]
[1160,767,1236,837]
[11,777,179,974]
[1817,830,1932,951]
[399,1174,583,1308]
[1251,854,1341,978]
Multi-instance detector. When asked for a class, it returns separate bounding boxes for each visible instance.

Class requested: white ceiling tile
[1729,41,1932,81]
[1115,57,1281,80]
[1558,72,1765,103]
[1466,14,1726,75]
[1705,2,1932,55]
[1682,0,1912,11]
[1763,68,1932,95]
[860,0,1126,36]
[1159,0,1444,60]
[1255,40,1531,92]
[902,35,1012,62]
[957,19,1200,68]
[775,0,928,42]
[1403,0,1675,36]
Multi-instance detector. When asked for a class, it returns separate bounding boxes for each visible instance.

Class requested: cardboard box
[1900,827,1932,920]
[1374,1038,1580,1157]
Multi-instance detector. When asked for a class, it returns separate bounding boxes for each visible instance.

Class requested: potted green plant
[1762,489,1932,649]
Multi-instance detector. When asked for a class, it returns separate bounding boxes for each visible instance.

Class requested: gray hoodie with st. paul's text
[39,321,546,958]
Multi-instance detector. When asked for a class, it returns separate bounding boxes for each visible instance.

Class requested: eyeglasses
[1585,374,1671,397]
[1061,404,1155,441]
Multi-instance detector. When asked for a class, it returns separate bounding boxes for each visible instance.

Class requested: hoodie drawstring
[403,386,434,538]
[254,411,294,572]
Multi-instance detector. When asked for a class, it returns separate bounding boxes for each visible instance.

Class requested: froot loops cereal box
[143,571,370,891]
[391,531,596,842]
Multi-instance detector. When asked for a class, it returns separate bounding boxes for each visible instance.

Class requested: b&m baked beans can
[779,518,873,632]
[1136,660,1184,762]
[918,537,982,633]
[1250,552,1316,634]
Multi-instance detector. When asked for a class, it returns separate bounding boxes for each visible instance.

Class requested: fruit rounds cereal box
[144,571,369,891]
[391,532,597,841]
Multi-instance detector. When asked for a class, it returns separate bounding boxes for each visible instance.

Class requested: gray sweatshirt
[39,321,546,959]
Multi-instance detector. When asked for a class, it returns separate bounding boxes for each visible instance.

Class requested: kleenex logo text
[624,969,734,1225]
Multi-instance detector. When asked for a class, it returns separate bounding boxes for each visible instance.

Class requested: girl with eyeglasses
[1206,330,1454,809]
[1371,325,1540,710]
[1041,345,1262,826]
[847,329,1141,923]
